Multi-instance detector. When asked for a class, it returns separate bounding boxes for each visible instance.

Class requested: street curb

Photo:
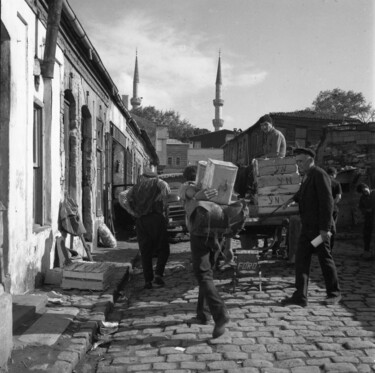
[49,263,134,373]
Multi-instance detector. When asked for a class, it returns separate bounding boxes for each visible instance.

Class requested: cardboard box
[201,159,238,205]
[195,160,207,185]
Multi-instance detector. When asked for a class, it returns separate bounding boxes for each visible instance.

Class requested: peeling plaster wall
[3,0,64,293]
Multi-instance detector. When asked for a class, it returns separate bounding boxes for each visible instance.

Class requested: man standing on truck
[281,147,341,307]
[259,114,286,158]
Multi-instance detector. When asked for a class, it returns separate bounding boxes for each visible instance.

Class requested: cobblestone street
[76,237,375,373]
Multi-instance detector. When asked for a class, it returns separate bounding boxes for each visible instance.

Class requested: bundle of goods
[252,157,301,216]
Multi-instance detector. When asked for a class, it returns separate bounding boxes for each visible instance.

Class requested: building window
[176,157,180,166]
[96,119,104,215]
[33,104,43,226]
[167,157,172,166]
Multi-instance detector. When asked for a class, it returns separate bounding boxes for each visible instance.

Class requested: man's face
[260,122,272,133]
[295,154,313,175]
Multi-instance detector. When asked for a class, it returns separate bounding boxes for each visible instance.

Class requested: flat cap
[293,147,316,158]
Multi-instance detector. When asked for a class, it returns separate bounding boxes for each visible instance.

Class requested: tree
[131,106,210,141]
[310,88,374,122]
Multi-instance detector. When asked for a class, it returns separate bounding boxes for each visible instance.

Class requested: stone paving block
[291,367,320,373]
[223,351,248,360]
[125,363,152,371]
[241,344,267,353]
[138,356,165,364]
[153,362,178,370]
[308,350,337,358]
[243,358,273,368]
[267,344,292,352]
[274,358,306,369]
[185,345,213,354]
[180,361,207,370]
[233,337,257,345]
[357,365,373,373]
[226,368,260,373]
[196,352,222,361]
[112,356,139,364]
[207,360,239,370]
[322,362,357,372]
[167,353,194,362]
[275,351,306,360]
[306,358,331,366]
[332,355,360,363]
[344,340,375,349]
[281,336,306,344]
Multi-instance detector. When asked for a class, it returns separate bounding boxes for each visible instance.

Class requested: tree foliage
[131,106,210,141]
[310,88,374,122]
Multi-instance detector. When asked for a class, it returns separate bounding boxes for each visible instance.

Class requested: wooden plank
[257,194,294,207]
[257,173,301,188]
[258,205,299,215]
[256,163,298,177]
[257,184,300,195]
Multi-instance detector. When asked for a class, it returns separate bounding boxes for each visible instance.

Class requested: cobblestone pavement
[76,238,375,373]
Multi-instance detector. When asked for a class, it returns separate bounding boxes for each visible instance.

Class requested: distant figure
[281,148,341,307]
[127,169,171,289]
[356,183,375,259]
[326,166,342,250]
[259,114,286,158]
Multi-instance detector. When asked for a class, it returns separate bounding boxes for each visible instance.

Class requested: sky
[68,0,374,132]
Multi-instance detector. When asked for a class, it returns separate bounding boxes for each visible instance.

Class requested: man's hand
[194,188,218,201]
[320,230,332,242]
[282,197,295,210]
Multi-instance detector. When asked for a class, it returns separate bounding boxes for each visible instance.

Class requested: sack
[189,200,248,237]
[118,188,138,217]
[59,196,86,236]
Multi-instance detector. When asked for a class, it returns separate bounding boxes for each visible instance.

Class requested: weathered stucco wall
[2,0,64,293]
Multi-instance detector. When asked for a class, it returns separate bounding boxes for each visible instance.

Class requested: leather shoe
[280,296,308,307]
[188,316,212,325]
[212,315,230,339]
[144,282,153,289]
[324,294,341,305]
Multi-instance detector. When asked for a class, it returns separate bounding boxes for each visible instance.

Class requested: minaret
[212,52,224,131]
[131,51,142,109]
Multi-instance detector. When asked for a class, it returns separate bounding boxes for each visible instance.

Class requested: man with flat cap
[281,147,341,307]
[259,114,286,158]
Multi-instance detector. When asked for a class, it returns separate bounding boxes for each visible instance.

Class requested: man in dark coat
[357,183,375,259]
[281,148,341,307]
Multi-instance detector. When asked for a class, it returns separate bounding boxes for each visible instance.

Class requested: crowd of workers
[119,114,375,339]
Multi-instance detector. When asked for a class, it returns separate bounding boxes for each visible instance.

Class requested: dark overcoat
[294,166,334,237]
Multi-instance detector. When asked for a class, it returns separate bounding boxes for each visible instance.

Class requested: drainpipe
[41,0,63,78]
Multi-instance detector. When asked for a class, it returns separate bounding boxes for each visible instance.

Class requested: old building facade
[0,0,157,301]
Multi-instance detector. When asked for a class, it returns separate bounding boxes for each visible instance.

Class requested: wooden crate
[62,261,115,291]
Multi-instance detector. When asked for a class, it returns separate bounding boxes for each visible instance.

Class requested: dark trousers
[190,234,228,323]
[363,213,374,252]
[293,231,340,302]
[331,211,338,251]
[136,212,170,283]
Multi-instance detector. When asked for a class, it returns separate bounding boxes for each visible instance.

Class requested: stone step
[12,293,48,333]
